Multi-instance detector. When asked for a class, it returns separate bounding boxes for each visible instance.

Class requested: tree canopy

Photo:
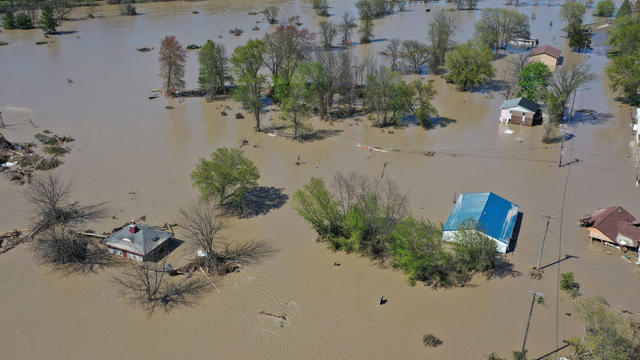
[191,147,260,206]
[518,62,552,103]
[230,39,267,131]
[445,41,496,91]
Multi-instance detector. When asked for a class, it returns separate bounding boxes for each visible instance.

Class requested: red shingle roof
[580,207,640,247]
[530,45,561,59]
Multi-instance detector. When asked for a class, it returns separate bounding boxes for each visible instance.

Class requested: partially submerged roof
[444,192,520,245]
[530,45,561,59]
[581,207,640,247]
[104,223,172,255]
[500,97,540,113]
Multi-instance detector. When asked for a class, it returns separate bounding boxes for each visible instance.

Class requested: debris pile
[0,131,73,184]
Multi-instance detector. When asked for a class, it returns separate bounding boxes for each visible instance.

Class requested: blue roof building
[443,192,520,253]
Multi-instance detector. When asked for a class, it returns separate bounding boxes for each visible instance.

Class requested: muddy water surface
[1,0,639,359]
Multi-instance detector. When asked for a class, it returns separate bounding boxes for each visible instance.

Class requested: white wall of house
[442,230,509,254]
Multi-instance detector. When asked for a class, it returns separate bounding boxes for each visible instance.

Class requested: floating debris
[35,41,48,45]
[229,28,244,36]
[136,47,153,52]
[0,41,8,46]
[186,44,200,50]
[192,10,199,14]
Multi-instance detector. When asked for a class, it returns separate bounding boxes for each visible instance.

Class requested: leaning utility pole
[533,215,555,279]
[522,289,545,355]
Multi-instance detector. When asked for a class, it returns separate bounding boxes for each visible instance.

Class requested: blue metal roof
[443,192,520,245]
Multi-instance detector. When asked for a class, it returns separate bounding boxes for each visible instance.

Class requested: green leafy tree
[230,39,267,131]
[568,23,592,51]
[364,67,413,126]
[594,0,616,17]
[291,177,342,238]
[279,67,311,138]
[2,12,16,29]
[191,147,260,206]
[617,0,632,17]
[566,297,640,360]
[358,17,374,43]
[518,62,552,102]
[389,217,452,286]
[606,52,640,104]
[560,272,580,298]
[450,227,499,273]
[16,11,33,29]
[410,79,438,128]
[560,1,586,27]
[38,5,58,34]
[294,61,330,119]
[445,41,495,91]
[198,40,229,100]
[607,14,640,56]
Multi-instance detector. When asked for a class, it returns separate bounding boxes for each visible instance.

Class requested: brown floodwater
[1,0,639,359]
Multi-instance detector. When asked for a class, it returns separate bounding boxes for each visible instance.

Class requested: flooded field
[1,0,639,359]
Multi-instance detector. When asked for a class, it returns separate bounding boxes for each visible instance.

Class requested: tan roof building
[579,207,640,248]
[529,45,562,72]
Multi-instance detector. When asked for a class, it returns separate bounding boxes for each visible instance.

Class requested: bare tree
[546,64,596,123]
[114,262,209,314]
[32,226,110,271]
[25,174,106,236]
[263,25,315,87]
[159,35,187,94]
[336,50,360,115]
[339,12,356,45]
[501,53,529,99]
[381,38,402,72]
[318,20,338,49]
[178,202,225,274]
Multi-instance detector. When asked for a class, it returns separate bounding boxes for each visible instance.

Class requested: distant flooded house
[580,207,640,249]
[499,97,542,126]
[529,45,562,72]
[104,221,173,261]
[443,192,520,254]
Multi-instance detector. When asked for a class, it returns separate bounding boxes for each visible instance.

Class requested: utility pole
[534,215,555,278]
[522,289,545,355]
[636,149,640,188]
[558,126,565,167]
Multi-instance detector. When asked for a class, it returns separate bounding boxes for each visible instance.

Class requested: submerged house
[499,97,542,126]
[104,221,173,261]
[580,207,640,249]
[443,192,520,254]
[529,45,562,72]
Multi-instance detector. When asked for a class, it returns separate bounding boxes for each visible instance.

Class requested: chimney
[129,219,137,234]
